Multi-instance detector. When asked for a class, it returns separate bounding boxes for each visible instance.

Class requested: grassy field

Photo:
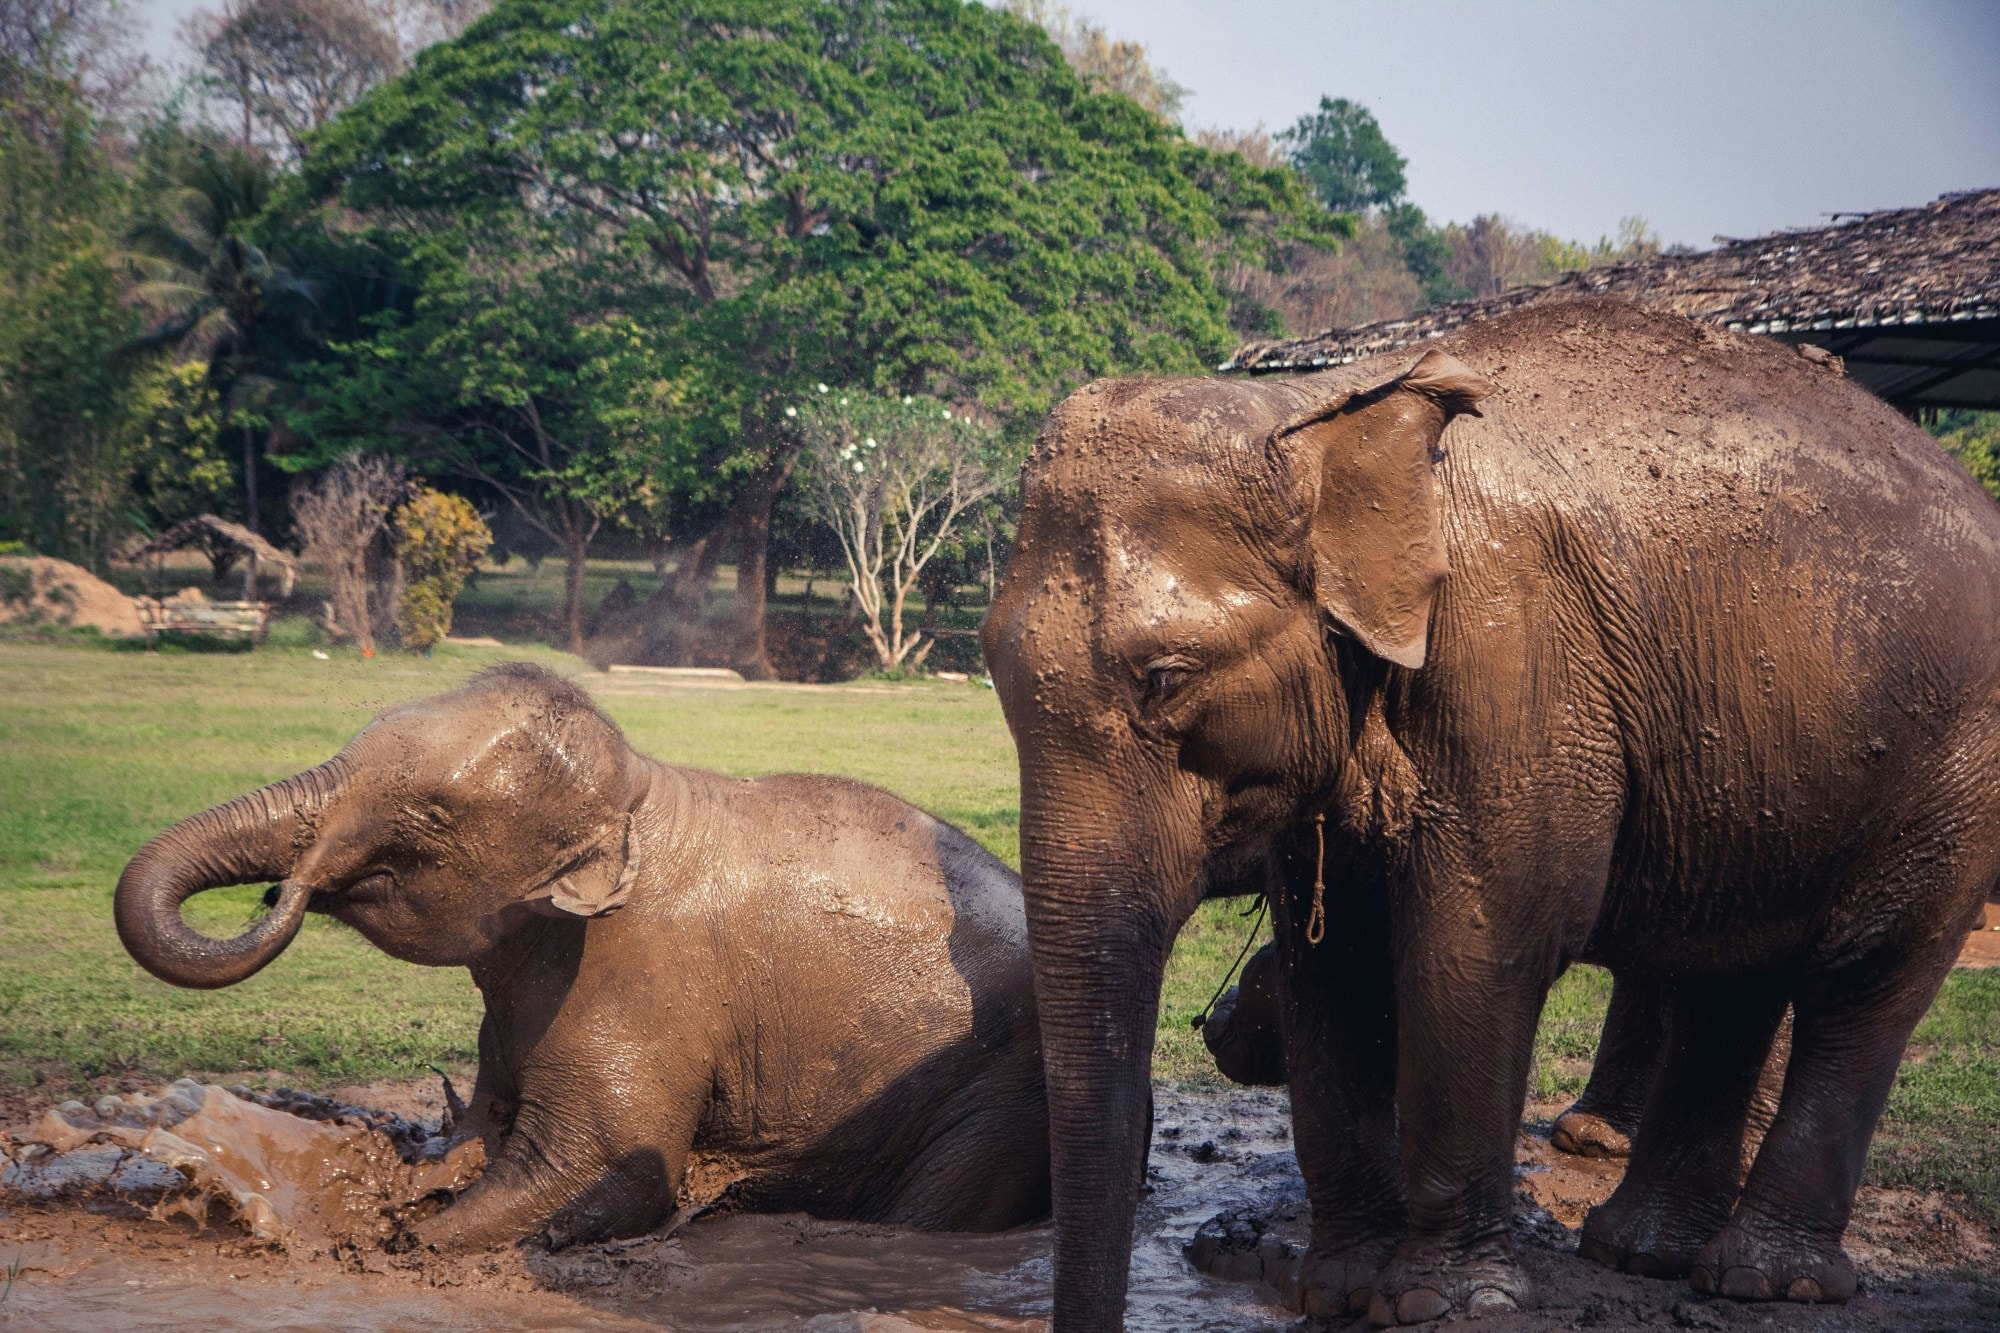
[1,639,1993,1221]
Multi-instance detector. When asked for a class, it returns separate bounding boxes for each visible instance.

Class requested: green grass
[2,638,1993,1226]
[1871,968,2000,1225]
[0,640,1233,1092]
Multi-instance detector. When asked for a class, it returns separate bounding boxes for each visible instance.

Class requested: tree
[124,144,313,533]
[0,26,142,566]
[1194,124,1285,171]
[125,359,236,531]
[1932,410,2000,503]
[291,452,403,653]
[296,0,1334,674]
[1278,96,1407,214]
[794,388,1007,671]
[186,0,401,161]
[1003,0,1186,120]
[1,0,154,128]
[284,239,699,654]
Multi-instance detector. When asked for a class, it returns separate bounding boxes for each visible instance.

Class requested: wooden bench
[135,598,274,645]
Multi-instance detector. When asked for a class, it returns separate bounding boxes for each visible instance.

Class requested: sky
[133,0,2000,250]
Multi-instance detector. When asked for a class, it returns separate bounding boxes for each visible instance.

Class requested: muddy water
[6,1083,1996,1331]
[1,1085,1298,1332]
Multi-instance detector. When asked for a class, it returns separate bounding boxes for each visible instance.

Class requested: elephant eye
[1143,658,1195,703]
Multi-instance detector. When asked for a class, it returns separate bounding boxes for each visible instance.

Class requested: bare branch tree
[0,0,155,128]
[183,0,400,160]
[1002,0,1186,121]
[795,390,1008,672]
[290,452,404,654]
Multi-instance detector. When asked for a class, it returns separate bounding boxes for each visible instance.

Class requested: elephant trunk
[114,757,348,989]
[1020,793,1196,1331]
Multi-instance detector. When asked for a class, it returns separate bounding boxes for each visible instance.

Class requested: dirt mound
[0,556,142,637]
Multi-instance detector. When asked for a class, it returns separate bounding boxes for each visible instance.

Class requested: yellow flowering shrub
[390,488,492,650]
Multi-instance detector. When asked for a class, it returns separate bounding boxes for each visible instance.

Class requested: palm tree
[124,145,313,533]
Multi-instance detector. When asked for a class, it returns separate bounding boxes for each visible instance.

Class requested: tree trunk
[729,443,804,680]
[563,523,590,657]
[243,423,259,535]
[732,485,777,680]
[665,525,725,615]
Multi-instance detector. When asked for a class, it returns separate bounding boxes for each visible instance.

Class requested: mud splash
[3,1080,482,1251]
[3,1082,1996,1331]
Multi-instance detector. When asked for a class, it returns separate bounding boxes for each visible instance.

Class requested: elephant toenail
[1466,1286,1519,1313]
[1348,1286,1375,1315]
[1786,1277,1824,1302]
[1367,1291,1396,1326]
[1688,1263,1717,1294]
[1720,1265,1774,1300]
[1395,1287,1454,1323]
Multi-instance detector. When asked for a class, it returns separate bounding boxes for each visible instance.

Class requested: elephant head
[980,351,1491,1327]
[116,663,651,989]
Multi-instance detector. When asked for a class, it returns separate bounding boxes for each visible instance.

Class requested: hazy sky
[135,0,2000,248]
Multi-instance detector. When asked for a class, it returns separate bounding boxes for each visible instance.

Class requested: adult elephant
[981,299,2000,1327]
[115,663,1049,1248]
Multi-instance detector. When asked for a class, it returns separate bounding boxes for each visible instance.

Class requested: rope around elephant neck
[1306,812,1327,946]
[1188,812,1328,1031]
[1189,896,1267,1031]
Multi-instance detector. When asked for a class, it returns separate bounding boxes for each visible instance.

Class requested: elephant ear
[545,813,640,918]
[1275,348,1494,668]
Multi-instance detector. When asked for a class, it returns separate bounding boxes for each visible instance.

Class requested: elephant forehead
[354,708,598,806]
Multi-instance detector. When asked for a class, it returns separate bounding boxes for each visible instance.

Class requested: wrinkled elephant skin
[981,299,2000,1327]
[116,664,1049,1248]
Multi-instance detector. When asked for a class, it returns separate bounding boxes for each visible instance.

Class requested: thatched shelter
[125,514,298,600]
[1224,188,2000,413]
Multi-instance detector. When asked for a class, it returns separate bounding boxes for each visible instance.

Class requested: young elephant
[114,664,1049,1247]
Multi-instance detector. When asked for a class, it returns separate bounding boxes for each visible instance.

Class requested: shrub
[390,488,491,651]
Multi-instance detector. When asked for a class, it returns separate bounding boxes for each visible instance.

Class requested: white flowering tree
[793,387,1009,671]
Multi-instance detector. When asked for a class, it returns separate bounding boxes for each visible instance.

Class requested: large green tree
[1278,96,1407,215]
[288,0,1334,674]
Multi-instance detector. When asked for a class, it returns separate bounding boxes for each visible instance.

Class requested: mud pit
[4,1083,1996,1331]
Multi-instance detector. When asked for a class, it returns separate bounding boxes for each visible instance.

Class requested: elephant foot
[1550,1108,1632,1159]
[1364,1235,1534,1326]
[1579,1181,1733,1279]
[1688,1208,1855,1304]
[1183,1209,1293,1287]
[1277,1236,1399,1318]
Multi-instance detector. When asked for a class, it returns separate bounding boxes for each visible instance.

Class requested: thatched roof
[126,514,297,570]
[1224,188,2000,411]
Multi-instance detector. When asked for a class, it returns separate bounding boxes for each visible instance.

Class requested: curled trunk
[114,758,347,989]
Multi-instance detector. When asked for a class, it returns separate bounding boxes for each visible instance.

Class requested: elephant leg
[886,1063,1053,1231]
[417,1066,706,1252]
[1268,847,1405,1320]
[1366,877,1564,1325]
[1579,976,1789,1278]
[1740,1007,1792,1174]
[453,1013,518,1159]
[1552,973,1668,1159]
[1692,936,1961,1305]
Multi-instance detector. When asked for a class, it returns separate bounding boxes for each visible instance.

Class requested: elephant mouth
[261,878,385,913]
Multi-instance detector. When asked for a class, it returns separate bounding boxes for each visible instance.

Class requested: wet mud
[4,1082,1995,1331]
